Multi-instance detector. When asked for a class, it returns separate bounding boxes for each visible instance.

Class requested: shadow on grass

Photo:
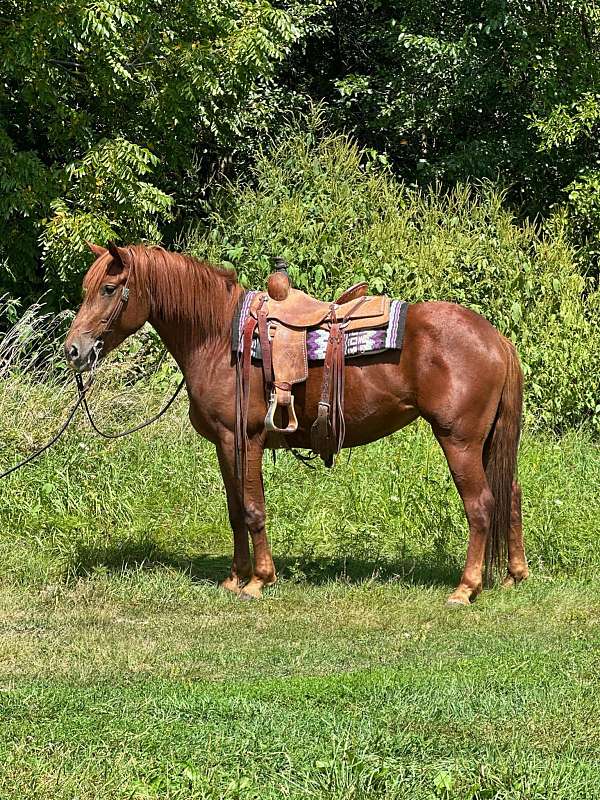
[67,537,459,589]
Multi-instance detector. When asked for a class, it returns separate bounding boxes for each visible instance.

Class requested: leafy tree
[0,0,330,304]
[282,1,600,229]
[2,0,600,303]
[533,87,600,267]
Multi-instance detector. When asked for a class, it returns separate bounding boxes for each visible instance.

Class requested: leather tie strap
[311,306,346,466]
[235,314,258,485]
[256,299,273,397]
[338,294,367,324]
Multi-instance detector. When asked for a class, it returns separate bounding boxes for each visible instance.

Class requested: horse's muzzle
[64,335,103,373]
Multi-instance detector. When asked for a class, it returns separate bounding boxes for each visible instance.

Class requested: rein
[75,372,186,439]
[0,276,185,479]
[0,370,185,481]
[0,374,94,480]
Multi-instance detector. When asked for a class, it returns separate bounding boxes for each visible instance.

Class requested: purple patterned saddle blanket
[232,291,408,361]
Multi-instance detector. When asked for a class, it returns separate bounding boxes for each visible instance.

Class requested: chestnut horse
[65,242,528,606]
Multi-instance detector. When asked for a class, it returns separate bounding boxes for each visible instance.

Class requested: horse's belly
[286,354,418,449]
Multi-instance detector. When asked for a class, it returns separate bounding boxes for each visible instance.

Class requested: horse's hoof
[220,579,242,595]
[446,595,470,607]
[502,569,529,589]
[239,591,257,601]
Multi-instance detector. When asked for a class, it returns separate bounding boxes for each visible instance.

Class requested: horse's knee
[244,501,266,534]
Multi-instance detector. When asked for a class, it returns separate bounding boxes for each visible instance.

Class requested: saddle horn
[267,256,291,301]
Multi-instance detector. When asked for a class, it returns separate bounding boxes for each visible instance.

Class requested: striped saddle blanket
[232,291,409,361]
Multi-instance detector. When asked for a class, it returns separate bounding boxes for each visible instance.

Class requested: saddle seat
[244,279,391,465]
[249,286,389,331]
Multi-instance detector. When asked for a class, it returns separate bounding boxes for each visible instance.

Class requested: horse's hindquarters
[282,301,511,453]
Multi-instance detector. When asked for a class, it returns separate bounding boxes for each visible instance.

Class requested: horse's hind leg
[502,480,529,588]
[435,433,495,606]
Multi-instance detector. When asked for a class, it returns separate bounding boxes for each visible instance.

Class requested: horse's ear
[107,241,129,270]
[86,241,106,257]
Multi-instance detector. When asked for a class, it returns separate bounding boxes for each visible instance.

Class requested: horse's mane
[84,244,240,338]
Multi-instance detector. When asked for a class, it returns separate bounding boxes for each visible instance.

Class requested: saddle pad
[232,292,409,361]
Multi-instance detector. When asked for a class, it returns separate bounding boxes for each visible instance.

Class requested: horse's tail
[484,336,523,585]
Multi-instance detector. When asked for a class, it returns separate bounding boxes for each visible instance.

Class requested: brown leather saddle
[236,262,390,470]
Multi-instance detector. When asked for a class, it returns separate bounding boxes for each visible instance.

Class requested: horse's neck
[148,288,243,375]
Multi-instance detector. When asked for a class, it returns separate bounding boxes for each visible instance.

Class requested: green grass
[0,373,599,586]
[0,372,599,798]
[1,576,600,799]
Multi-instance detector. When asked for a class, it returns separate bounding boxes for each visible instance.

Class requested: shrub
[184,119,600,431]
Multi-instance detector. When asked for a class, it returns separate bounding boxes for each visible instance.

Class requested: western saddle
[236,259,390,471]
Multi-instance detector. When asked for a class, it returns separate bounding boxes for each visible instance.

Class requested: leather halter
[99,280,131,335]
[77,260,188,438]
[87,269,133,370]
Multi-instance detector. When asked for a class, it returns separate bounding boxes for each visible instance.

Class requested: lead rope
[0,374,95,480]
[0,368,186,481]
[0,267,186,479]
[75,372,186,439]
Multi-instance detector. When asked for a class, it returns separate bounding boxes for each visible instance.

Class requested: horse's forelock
[82,251,116,297]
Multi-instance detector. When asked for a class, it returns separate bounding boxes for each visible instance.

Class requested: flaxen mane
[84,244,240,338]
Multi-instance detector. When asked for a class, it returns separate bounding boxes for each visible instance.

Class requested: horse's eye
[102,284,116,296]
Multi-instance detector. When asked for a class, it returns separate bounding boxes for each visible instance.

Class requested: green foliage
[185,122,600,430]
[2,0,600,301]
[0,0,329,303]
[533,90,600,263]
[565,171,600,262]
[284,1,600,247]
[0,129,57,292]
[40,138,173,301]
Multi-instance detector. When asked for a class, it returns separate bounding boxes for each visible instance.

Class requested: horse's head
[64,242,149,372]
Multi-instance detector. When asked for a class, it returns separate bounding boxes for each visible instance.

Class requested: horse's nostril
[69,344,79,359]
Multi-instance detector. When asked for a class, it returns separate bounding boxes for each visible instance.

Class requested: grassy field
[2,576,600,799]
[1,372,599,799]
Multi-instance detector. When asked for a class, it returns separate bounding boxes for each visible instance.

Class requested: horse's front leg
[238,442,276,599]
[216,440,253,594]
[216,436,276,599]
